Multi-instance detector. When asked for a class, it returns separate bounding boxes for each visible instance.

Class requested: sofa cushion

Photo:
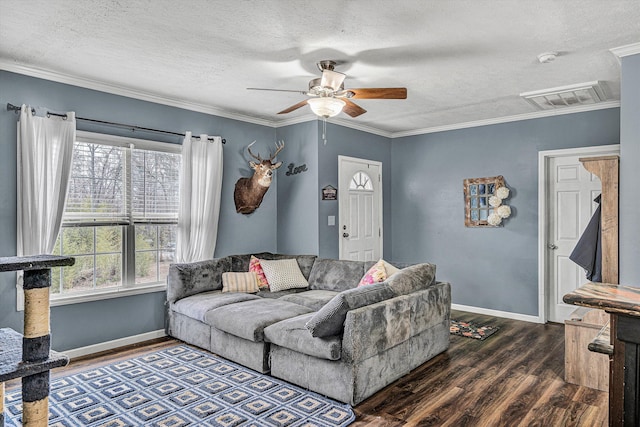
[279,290,340,311]
[207,299,313,342]
[306,282,395,338]
[386,263,436,296]
[222,272,260,293]
[256,288,308,299]
[264,313,342,361]
[172,291,260,322]
[308,258,365,292]
[259,258,309,292]
[167,256,232,303]
[230,253,317,280]
[290,255,317,281]
[229,252,272,272]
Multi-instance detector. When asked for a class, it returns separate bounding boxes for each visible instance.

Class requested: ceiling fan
[247,60,407,118]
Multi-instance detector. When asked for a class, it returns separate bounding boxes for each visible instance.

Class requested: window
[49,131,180,303]
[349,171,374,191]
[463,175,505,227]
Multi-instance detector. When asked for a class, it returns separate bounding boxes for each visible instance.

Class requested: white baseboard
[61,329,167,360]
[452,303,543,324]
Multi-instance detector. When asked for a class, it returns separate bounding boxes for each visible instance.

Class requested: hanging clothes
[569,194,602,282]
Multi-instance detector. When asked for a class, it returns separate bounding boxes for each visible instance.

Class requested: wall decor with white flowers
[463,175,512,227]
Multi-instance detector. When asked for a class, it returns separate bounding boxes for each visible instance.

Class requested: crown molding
[272,114,317,128]
[0,60,275,128]
[272,115,393,138]
[610,42,640,58]
[1,60,621,140]
[326,117,393,138]
[391,100,621,138]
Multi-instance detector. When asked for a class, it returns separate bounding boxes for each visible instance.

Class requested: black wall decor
[322,185,337,200]
[285,163,308,176]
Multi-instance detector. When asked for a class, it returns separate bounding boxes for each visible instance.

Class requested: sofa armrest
[166,256,232,304]
[342,281,451,363]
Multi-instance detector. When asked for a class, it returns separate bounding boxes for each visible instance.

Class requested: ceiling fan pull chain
[322,116,328,145]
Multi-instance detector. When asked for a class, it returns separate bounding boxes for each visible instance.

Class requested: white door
[546,154,603,322]
[338,156,382,261]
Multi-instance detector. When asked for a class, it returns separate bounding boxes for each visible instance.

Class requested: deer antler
[246,140,262,162]
[269,140,285,161]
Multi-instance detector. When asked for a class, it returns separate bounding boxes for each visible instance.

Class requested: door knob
[548,243,558,250]
[343,232,349,238]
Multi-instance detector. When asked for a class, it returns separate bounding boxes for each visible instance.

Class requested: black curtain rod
[6,103,225,144]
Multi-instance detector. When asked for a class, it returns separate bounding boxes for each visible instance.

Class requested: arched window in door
[349,171,374,191]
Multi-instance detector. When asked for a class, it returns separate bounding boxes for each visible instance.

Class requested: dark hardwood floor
[353,310,607,426]
[6,310,608,426]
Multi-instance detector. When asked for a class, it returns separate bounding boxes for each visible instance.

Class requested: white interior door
[338,156,382,261]
[547,154,603,322]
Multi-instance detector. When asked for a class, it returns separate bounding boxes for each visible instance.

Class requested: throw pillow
[358,259,388,287]
[249,255,269,289]
[222,272,260,293]
[306,282,395,337]
[259,258,309,292]
[383,260,400,277]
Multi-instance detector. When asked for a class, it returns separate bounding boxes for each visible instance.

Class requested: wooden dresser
[564,282,640,426]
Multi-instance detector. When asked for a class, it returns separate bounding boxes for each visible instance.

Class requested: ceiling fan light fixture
[308,97,346,118]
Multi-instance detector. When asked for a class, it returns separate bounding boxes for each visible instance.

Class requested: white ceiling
[1,0,639,136]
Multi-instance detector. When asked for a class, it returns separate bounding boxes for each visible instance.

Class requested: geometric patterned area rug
[450,319,500,341]
[4,345,355,427]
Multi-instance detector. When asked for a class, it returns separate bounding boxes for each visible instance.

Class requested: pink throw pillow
[358,259,388,287]
[249,256,269,289]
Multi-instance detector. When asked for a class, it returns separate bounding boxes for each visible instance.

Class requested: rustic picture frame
[463,175,505,227]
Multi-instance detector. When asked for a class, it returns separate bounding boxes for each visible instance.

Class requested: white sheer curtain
[17,105,76,258]
[176,132,224,262]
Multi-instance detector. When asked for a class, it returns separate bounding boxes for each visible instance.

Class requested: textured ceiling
[1,0,639,135]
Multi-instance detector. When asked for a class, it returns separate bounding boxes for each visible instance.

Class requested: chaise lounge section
[166,253,451,405]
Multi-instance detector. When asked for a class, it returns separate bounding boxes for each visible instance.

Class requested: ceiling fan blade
[247,88,307,95]
[348,88,407,99]
[342,99,367,117]
[277,99,309,114]
[320,70,346,91]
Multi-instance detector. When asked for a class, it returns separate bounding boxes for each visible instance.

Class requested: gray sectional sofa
[166,253,451,405]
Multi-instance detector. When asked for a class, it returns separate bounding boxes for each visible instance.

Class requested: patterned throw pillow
[222,272,260,293]
[249,255,269,289]
[259,258,309,292]
[358,259,388,287]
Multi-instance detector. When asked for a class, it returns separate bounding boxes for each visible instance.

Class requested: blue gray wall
[0,71,276,350]
[0,68,631,351]
[391,109,621,316]
[619,53,640,287]
[275,121,319,255]
[317,123,393,259]
[274,121,393,260]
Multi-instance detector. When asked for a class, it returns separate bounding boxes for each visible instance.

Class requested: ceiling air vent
[520,81,608,110]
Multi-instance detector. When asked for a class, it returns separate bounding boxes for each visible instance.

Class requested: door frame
[338,155,383,260]
[538,144,620,323]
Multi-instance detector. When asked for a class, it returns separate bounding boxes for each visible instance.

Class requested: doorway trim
[538,144,620,323]
[338,155,383,260]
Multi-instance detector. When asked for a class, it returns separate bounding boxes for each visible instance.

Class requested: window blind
[131,148,180,223]
[63,142,180,226]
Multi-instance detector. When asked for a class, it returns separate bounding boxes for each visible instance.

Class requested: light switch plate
[328,215,335,226]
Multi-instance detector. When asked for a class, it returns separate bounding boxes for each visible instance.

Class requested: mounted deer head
[234,140,284,214]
